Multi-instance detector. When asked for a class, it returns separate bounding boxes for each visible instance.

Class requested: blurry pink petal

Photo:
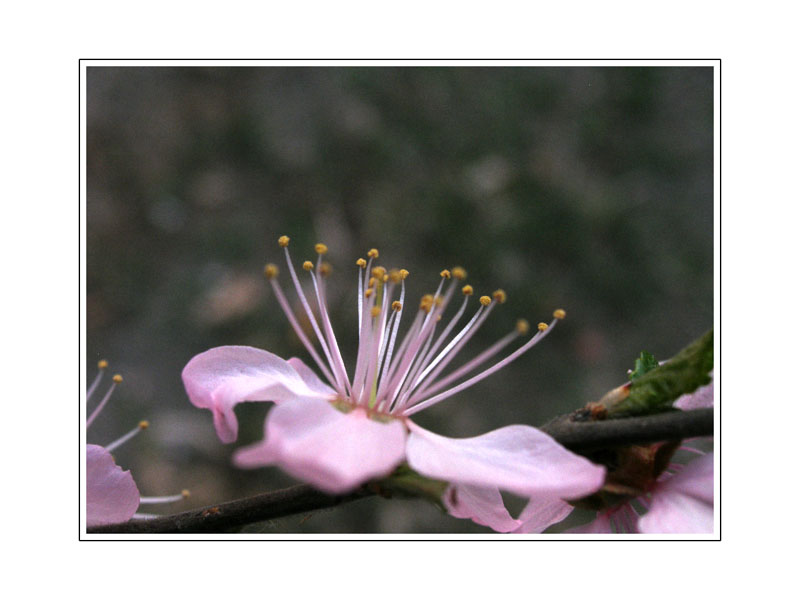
[405,422,605,499]
[443,485,522,532]
[567,513,613,533]
[674,372,714,410]
[234,398,407,494]
[182,346,336,443]
[638,453,714,533]
[86,444,140,527]
[514,496,574,533]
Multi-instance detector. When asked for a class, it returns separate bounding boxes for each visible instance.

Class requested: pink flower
[568,451,714,534]
[87,361,188,527]
[183,237,605,502]
[445,374,716,533]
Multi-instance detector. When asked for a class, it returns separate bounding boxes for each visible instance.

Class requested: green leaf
[608,329,713,417]
[629,351,660,381]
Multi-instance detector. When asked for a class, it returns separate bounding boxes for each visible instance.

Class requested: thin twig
[87,408,713,534]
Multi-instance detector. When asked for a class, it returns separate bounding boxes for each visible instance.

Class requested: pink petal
[234,398,407,494]
[86,444,140,527]
[514,496,574,533]
[674,372,714,410]
[638,453,714,533]
[443,485,522,532]
[182,346,336,443]
[405,422,606,499]
[566,512,614,533]
[287,357,338,395]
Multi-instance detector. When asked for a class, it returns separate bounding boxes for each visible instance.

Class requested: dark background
[86,66,713,532]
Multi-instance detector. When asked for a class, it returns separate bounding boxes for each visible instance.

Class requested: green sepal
[629,351,659,381]
[608,329,713,417]
[374,464,449,509]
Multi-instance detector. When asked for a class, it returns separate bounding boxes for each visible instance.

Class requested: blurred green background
[86,66,713,532]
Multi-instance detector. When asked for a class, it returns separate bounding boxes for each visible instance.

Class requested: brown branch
[87,408,712,534]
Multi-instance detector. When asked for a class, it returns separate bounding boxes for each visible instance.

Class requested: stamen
[278,235,290,247]
[492,289,507,304]
[319,262,332,277]
[538,322,548,331]
[452,266,467,280]
[554,308,566,319]
[440,269,451,279]
[403,315,559,416]
[303,260,314,271]
[367,248,379,259]
[281,244,343,392]
[307,263,351,395]
[267,275,337,386]
[461,285,474,296]
[516,319,530,335]
[315,243,328,255]
[356,258,367,268]
[87,359,108,401]
[263,263,279,279]
[86,373,123,428]
[480,295,492,306]
[104,420,149,453]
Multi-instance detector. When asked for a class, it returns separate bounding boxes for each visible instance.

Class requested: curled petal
[406,422,606,499]
[638,453,714,533]
[182,346,336,443]
[234,398,407,494]
[86,444,140,527]
[444,485,522,533]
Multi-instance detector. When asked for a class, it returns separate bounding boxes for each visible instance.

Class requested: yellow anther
[112,374,123,384]
[319,262,332,277]
[388,269,402,284]
[264,263,279,279]
[492,289,507,304]
[440,269,451,279]
[356,258,367,268]
[383,274,389,282]
[434,296,444,307]
[371,306,381,318]
[452,266,467,280]
[371,266,386,279]
[480,296,492,306]
[182,489,191,498]
[399,269,409,279]
[462,284,474,296]
[367,248,379,259]
[420,294,434,313]
[392,300,403,311]
[315,243,328,255]
[516,319,530,335]
[368,277,377,288]
[554,309,566,320]
[365,288,374,298]
[538,322,549,332]
[278,235,290,247]
[138,420,149,430]
[97,359,108,370]
[302,260,314,271]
